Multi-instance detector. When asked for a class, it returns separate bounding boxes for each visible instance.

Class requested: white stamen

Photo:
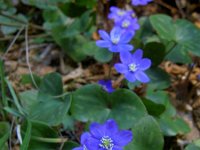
[122,20,130,28]
[111,37,120,44]
[117,10,125,16]
[128,63,137,72]
[99,136,114,150]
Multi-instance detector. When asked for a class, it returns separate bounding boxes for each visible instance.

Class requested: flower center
[117,10,125,16]
[122,20,130,28]
[128,63,137,72]
[131,13,136,18]
[111,37,120,44]
[99,136,114,150]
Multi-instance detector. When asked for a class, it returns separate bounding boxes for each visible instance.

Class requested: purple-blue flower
[73,132,91,150]
[96,27,134,53]
[131,0,152,6]
[98,80,115,93]
[114,49,151,83]
[115,17,140,34]
[85,119,133,150]
[108,6,129,23]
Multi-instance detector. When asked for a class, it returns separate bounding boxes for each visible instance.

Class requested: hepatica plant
[2,0,195,149]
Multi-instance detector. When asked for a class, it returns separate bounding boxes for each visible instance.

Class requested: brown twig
[154,0,177,13]
[25,25,39,89]
[175,0,186,18]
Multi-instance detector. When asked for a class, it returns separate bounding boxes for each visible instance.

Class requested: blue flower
[73,132,91,150]
[86,119,133,150]
[115,17,140,34]
[131,0,152,6]
[114,49,151,83]
[96,27,134,53]
[98,80,115,93]
[108,6,129,23]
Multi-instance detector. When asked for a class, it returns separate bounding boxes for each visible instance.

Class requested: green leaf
[150,15,175,41]
[59,2,87,17]
[55,35,88,62]
[20,73,71,126]
[71,84,147,129]
[185,139,200,150]
[21,74,41,87]
[135,17,159,44]
[62,115,75,130]
[165,44,191,63]
[21,121,60,150]
[0,122,10,149]
[5,78,25,116]
[146,67,171,90]
[39,72,63,96]
[20,120,32,150]
[125,116,164,150]
[75,0,97,8]
[143,42,166,66]
[150,14,200,63]
[157,116,190,136]
[21,0,68,10]
[142,98,165,117]
[0,59,8,108]
[94,48,113,63]
[82,41,113,63]
[62,141,79,150]
[146,90,176,116]
[4,107,23,117]
[185,144,200,150]
[146,90,190,136]
[0,11,27,35]
[29,94,71,126]
[19,90,38,113]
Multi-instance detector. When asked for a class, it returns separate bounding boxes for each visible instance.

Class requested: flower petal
[114,130,133,146]
[98,80,114,93]
[98,30,110,41]
[86,137,99,150]
[139,58,151,70]
[119,51,133,64]
[118,44,133,52]
[114,63,128,74]
[96,40,111,48]
[109,45,120,52]
[90,122,105,139]
[113,146,123,150]
[104,119,119,136]
[125,72,136,82]
[132,49,143,63]
[110,27,122,42]
[81,132,91,145]
[119,31,134,43]
[72,147,84,150]
[135,71,150,83]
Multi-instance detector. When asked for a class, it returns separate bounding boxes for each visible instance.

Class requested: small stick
[3,26,25,59]
[25,25,39,89]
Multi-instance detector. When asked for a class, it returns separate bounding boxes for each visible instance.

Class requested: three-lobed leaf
[71,84,147,129]
[150,14,200,63]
